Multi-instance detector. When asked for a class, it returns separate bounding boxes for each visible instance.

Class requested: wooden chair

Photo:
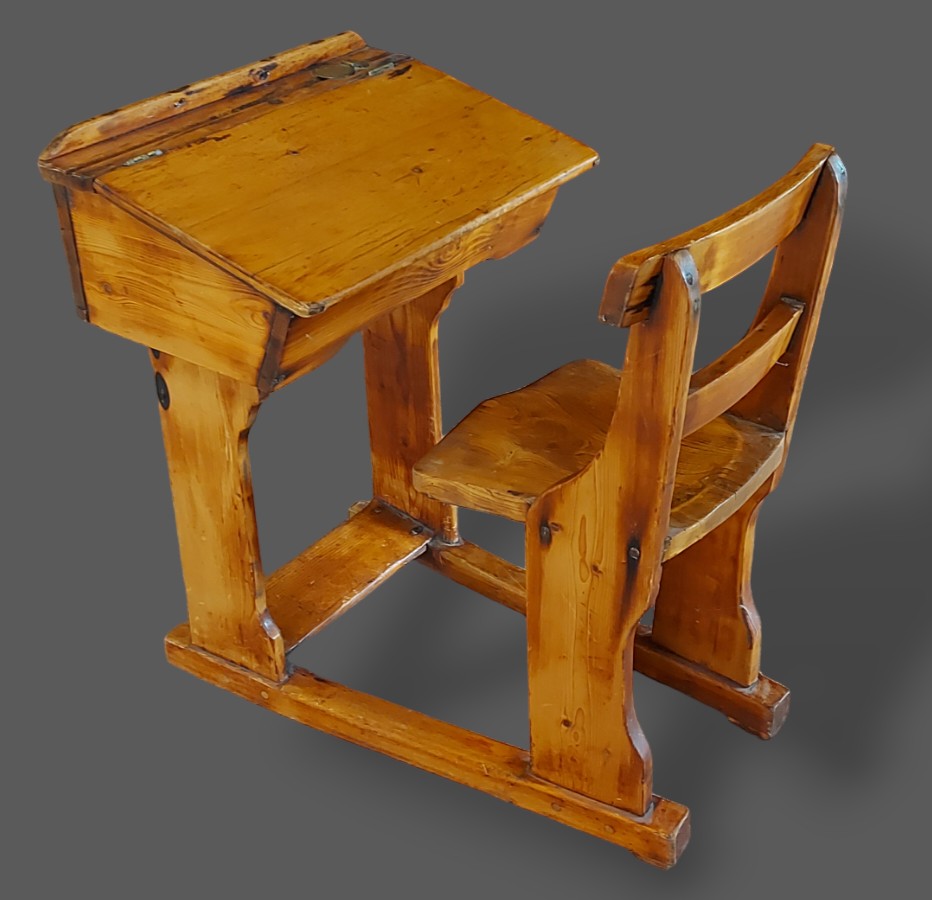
[413,143,846,817]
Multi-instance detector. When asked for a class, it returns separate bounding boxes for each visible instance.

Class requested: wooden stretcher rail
[166,623,690,867]
[423,542,789,738]
[266,502,429,652]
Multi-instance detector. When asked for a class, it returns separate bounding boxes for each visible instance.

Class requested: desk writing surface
[91,53,597,317]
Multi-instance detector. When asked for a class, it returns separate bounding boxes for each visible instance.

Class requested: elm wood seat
[415,143,846,819]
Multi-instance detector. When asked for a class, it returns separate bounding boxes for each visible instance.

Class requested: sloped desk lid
[40,32,598,317]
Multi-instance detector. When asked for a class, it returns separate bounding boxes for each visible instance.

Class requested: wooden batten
[266,502,430,652]
[38,32,369,188]
[682,298,803,436]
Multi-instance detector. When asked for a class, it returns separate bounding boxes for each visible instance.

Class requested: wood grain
[51,185,88,319]
[633,626,790,739]
[276,191,556,388]
[683,297,802,436]
[652,482,769,686]
[38,32,368,179]
[526,252,701,814]
[364,278,462,540]
[422,541,526,614]
[92,59,596,317]
[732,154,847,471]
[424,542,790,737]
[72,189,276,385]
[152,353,285,681]
[266,502,429,652]
[600,144,835,326]
[166,623,690,867]
[413,358,785,559]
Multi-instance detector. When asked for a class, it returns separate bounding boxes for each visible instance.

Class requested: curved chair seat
[413,358,785,560]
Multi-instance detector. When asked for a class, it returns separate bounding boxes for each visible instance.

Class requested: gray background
[5,1,931,895]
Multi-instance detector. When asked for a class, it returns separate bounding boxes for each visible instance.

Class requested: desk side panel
[70,191,277,385]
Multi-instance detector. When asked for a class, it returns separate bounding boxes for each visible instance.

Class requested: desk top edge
[40,32,600,319]
[38,31,368,183]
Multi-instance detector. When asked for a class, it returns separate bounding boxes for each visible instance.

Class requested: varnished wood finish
[733,155,848,468]
[645,153,847,694]
[165,623,690,868]
[424,542,789,737]
[51,185,88,319]
[276,191,556,388]
[633,626,790,739]
[600,144,835,326]
[652,483,769,686]
[39,32,368,176]
[414,145,844,824]
[73,190,277,385]
[526,253,701,814]
[683,298,802,436]
[152,353,285,682]
[78,57,595,319]
[413,358,785,559]
[266,502,430,652]
[364,278,462,540]
[422,541,526,614]
[45,31,850,865]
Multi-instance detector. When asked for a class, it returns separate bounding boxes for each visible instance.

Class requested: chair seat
[413,359,786,559]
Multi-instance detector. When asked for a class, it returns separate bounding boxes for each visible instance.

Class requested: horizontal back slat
[600,144,833,326]
[682,298,803,436]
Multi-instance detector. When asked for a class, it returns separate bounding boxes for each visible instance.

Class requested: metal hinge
[122,149,164,167]
[312,52,410,81]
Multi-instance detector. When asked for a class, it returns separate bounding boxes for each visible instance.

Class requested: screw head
[154,372,170,410]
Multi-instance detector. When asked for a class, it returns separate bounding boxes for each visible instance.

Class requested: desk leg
[152,353,286,682]
[363,275,462,541]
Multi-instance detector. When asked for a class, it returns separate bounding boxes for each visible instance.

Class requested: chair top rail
[600,143,835,327]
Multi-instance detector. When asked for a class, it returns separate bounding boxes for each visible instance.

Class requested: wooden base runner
[423,542,789,739]
[166,623,690,867]
[632,627,789,739]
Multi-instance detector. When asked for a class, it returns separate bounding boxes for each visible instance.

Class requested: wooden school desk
[39,31,692,866]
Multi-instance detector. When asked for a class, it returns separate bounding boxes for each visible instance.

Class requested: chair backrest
[601,144,846,475]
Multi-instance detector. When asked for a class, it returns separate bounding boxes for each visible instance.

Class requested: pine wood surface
[72,189,277,385]
[265,502,429,653]
[151,353,285,682]
[600,143,835,326]
[524,253,701,814]
[40,37,596,321]
[413,357,785,559]
[423,540,790,739]
[363,278,462,540]
[38,27,846,864]
[38,32,369,172]
[165,623,690,868]
[683,298,802,436]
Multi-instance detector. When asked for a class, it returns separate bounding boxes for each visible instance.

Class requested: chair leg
[526,503,653,817]
[651,483,769,686]
[152,352,286,682]
[644,481,790,739]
